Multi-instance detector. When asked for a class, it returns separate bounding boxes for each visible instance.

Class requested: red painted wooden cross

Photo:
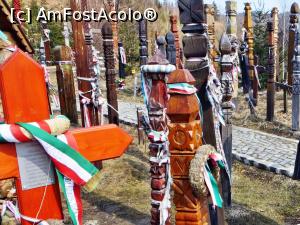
[0,49,132,225]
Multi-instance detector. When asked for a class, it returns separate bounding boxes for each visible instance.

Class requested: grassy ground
[58,125,300,225]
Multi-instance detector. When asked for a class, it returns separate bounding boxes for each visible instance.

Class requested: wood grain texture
[53,46,78,124]
[167,68,210,224]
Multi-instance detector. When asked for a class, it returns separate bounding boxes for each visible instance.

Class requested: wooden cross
[0,49,132,225]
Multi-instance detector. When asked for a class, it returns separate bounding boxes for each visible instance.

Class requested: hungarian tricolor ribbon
[204,153,225,208]
[167,83,197,95]
[0,115,101,225]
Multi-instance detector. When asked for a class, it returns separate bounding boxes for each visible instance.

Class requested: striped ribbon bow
[0,115,101,225]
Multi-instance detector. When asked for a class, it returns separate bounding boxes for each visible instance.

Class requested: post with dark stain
[102,22,119,125]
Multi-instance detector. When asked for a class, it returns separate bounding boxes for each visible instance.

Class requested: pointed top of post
[291,2,300,13]
[167,69,196,85]
[220,33,232,55]
[148,50,169,65]
[271,7,279,16]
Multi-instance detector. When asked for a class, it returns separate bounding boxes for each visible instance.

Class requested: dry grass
[58,125,300,225]
[233,90,294,138]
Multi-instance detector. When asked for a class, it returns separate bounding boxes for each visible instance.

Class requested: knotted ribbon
[0,115,101,225]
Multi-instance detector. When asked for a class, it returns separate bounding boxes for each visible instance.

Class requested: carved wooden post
[271,8,279,82]
[267,22,276,122]
[139,19,148,66]
[288,3,299,85]
[226,0,237,36]
[70,0,91,126]
[157,36,166,57]
[53,46,78,124]
[178,0,217,149]
[167,68,210,224]
[102,22,119,125]
[105,0,119,66]
[244,3,257,104]
[62,22,70,47]
[292,26,300,131]
[178,0,225,223]
[204,4,217,59]
[40,21,51,65]
[166,32,176,66]
[226,0,239,99]
[81,0,100,126]
[219,33,233,207]
[170,15,182,68]
[141,52,175,225]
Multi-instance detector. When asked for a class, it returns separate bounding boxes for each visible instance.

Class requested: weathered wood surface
[40,21,51,65]
[288,3,299,85]
[292,26,300,131]
[170,15,182,68]
[166,32,176,66]
[139,19,148,66]
[81,0,100,126]
[143,52,172,225]
[102,22,119,125]
[157,36,166,57]
[178,0,225,224]
[205,4,217,61]
[244,3,257,105]
[266,22,275,122]
[70,0,93,127]
[167,68,210,224]
[226,0,239,99]
[271,8,279,82]
[53,46,78,124]
[219,33,233,207]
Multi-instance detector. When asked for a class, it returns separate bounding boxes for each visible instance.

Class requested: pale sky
[163,0,298,13]
[204,0,297,13]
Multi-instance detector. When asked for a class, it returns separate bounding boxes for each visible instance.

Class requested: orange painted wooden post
[0,49,132,225]
[167,69,210,224]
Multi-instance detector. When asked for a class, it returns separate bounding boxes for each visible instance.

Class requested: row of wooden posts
[36,1,300,225]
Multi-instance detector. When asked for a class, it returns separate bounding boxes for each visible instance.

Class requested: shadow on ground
[226,203,280,225]
[83,193,150,225]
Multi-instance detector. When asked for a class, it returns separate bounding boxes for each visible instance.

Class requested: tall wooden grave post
[137,19,148,144]
[288,3,300,85]
[0,49,132,225]
[81,0,100,126]
[167,69,210,224]
[157,36,167,57]
[204,4,217,61]
[53,46,78,124]
[139,19,148,67]
[62,22,70,47]
[40,21,51,65]
[178,0,217,154]
[292,26,300,131]
[226,0,239,100]
[141,52,175,225]
[271,8,279,82]
[266,22,276,122]
[166,32,176,66]
[244,3,257,105]
[178,0,225,223]
[219,33,233,207]
[170,15,182,68]
[102,22,119,125]
[105,0,119,66]
[70,0,93,127]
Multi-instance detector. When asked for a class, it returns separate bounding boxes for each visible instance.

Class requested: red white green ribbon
[167,83,197,95]
[0,116,100,225]
[204,153,225,208]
